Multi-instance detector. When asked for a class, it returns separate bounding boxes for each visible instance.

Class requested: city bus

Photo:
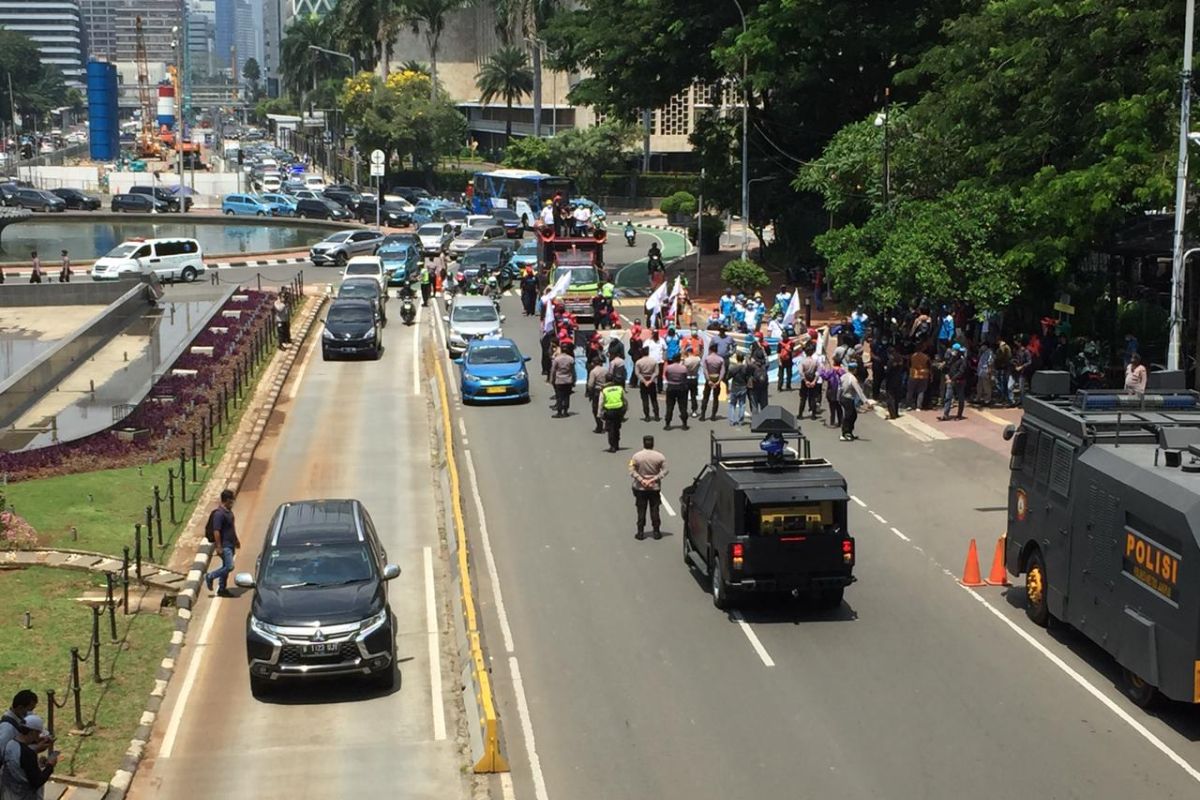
[470,169,575,227]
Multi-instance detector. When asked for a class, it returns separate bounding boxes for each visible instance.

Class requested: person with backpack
[204,489,240,597]
[0,713,57,800]
[838,357,871,441]
[910,307,932,345]
[0,691,39,759]
[821,358,845,429]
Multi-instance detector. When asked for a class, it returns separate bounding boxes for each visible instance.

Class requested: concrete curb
[207,257,310,269]
[105,292,327,800]
[0,258,310,281]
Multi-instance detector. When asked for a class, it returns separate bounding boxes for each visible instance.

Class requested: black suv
[237,498,400,696]
[129,185,193,212]
[295,197,352,220]
[321,298,382,359]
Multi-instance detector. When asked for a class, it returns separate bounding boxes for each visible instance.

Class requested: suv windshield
[260,542,375,589]
[467,345,518,365]
[418,225,444,236]
[324,232,352,243]
[458,229,485,241]
[451,305,499,323]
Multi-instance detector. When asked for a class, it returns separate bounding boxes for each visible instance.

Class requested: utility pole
[173,27,184,210]
[731,0,749,262]
[696,167,704,295]
[1169,0,1196,371]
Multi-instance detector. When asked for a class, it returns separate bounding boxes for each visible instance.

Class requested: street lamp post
[1168,0,1196,371]
[874,87,891,207]
[171,28,185,212]
[731,0,749,262]
[308,45,358,184]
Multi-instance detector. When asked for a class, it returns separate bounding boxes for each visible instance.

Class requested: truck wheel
[711,552,733,610]
[1121,668,1157,708]
[682,525,694,567]
[1024,548,1050,627]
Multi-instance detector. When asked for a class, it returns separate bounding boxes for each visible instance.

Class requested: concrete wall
[0,281,153,428]
[0,280,135,308]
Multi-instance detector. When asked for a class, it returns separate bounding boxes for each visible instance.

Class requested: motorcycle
[624,225,636,247]
[397,284,417,325]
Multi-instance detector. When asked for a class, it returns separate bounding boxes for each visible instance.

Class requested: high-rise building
[234,0,258,74]
[0,0,88,87]
[212,0,234,72]
[80,0,183,62]
[291,0,332,15]
[262,0,285,97]
[185,13,212,76]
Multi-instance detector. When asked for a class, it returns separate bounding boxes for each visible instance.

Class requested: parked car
[50,187,101,210]
[379,242,422,286]
[337,277,387,324]
[320,299,384,360]
[295,197,352,221]
[236,498,399,695]
[388,185,430,203]
[111,193,168,213]
[222,193,275,216]
[510,239,539,272]
[444,295,505,357]
[309,229,384,266]
[90,237,205,282]
[356,198,413,227]
[304,175,327,191]
[0,182,22,205]
[342,255,387,292]
[448,225,505,259]
[12,188,66,212]
[260,192,298,216]
[129,185,192,212]
[324,186,364,212]
[416,223,454,257]
[491,207,524,238]
[454,338,531,403]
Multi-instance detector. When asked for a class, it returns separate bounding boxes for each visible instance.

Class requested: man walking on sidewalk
[629,436,668,540]
[204,489,240,597]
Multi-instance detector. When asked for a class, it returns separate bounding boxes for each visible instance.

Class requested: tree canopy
[341,69,467,171]
[0,30,68,128]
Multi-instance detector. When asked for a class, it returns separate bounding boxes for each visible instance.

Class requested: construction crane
[134,16,159,158]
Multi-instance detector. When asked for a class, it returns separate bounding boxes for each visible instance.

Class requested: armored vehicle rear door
[740,487,851,576]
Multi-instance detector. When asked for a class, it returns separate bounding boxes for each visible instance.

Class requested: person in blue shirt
[719,289,736,324]
[937,308,956,348]
[851,308,869,340]
[664,326,681,361]
[774,285,792,315]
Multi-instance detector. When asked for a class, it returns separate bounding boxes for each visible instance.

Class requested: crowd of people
[0,690,60,800]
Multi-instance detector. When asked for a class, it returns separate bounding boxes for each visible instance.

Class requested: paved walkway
[0,548,188,593]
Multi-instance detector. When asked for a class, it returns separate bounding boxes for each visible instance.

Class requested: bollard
[234,368,241,405]
[208,403,216,444]
[45,690,55,737]
[154,486,163,544]
[179,448,188,504]
[91,607,102,683]
[146,515,155,561]
[70,526,77,542]
[168,470,177,524]
[122,547,130,613]
[133,525,142,580]
[145,505,154,547]
[191,432,198,481]
[200,417,208,465]
[223,384,230,424]
[23,611,30,629]
[70,648,83,730]
[257,273,262,292]
[105,573,118,641]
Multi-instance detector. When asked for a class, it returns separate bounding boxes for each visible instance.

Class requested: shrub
[687,214,725,255]
[659,191,697,216]
[721,258,770,294]
[0,508,39,551]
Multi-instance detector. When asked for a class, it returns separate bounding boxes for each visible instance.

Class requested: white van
[260,173,282,192]
[90,238,206,282]
[304,174,327,191]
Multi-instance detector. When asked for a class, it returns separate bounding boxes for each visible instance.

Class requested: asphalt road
[449,294,1200,800]
[129,282,457,798]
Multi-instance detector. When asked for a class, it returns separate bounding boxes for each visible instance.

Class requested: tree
[280,13,343,101]
[0,30,68,129]
[400,0,474,99]
[493,0,562,136]
[502,134,554,172]
[243,57,262,96]
[545,121,637,194]
[721,258,769,294]
[476,46,534,146]
[342,69,468,173]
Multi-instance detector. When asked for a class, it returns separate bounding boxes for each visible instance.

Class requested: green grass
[0,567,172,781]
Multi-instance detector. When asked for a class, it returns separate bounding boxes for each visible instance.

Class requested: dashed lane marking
[732,610,776,667]
[890,527,911,542]
[850,495,867,507]
[869,510,888,525]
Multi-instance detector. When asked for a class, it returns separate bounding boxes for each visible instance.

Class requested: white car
[466,214,497,229]
[304,175,327,191]
[417,223,454,257]
[342,255,387,292]
[260,173,282,192]
[90,237,206,282]
[382,195,416,213]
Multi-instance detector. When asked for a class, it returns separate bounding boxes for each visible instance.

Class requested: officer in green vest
[600,376,628,452]
[418,264,432,307]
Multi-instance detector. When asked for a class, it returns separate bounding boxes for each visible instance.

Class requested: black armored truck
[1004,371,1200,707]
[681,406,857,610]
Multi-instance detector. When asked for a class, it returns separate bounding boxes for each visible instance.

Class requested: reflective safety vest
[601,384,625,410]
[601,281,615,299]
[419,267,431,284]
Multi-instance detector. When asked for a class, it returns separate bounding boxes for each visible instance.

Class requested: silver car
[309,229,384,266]
[447,226,505,259]
[417,223,454,257]
[443,295,505,356]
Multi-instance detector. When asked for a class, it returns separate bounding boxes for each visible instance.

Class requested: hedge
[385,169,701,200]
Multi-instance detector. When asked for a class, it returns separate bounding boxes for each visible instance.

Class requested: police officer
[628,435,668,539]
[601,376,627,452]
[418,263,432,306]
[586,356,609,434]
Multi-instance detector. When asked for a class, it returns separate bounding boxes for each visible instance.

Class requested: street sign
[369,163,385,177]
[1053,301,1075,315]
[370,149,385,166]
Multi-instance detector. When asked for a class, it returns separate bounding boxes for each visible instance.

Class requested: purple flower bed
[0,290,282,482]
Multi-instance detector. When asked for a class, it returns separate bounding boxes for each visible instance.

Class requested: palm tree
[280,14,337,100]
[475,45,533,146]
[399,59,431,77]
[492,0,559,137]
[400,0,473,98]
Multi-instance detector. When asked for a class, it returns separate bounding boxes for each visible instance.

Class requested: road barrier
[431,341,509,774]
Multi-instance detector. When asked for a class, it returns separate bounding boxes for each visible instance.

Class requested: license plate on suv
[303,642,338,655]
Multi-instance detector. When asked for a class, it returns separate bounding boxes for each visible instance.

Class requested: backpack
[912,317,932,341]
[204,508,220,543]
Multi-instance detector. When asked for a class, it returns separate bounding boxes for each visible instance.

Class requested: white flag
[668,275,683,301]
[745,303,760,330]
[541,270,573,332]
[646,279,669,312]
[782,289,802,327]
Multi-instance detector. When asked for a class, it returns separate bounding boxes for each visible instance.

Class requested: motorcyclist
[624,220,636,245]
[647,242,664,283]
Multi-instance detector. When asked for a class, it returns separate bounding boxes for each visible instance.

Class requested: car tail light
[731,542,744,570]
[842,538,855,565]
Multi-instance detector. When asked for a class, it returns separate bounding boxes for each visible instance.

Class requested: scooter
[398,284,417,325]
[624,225,636,247]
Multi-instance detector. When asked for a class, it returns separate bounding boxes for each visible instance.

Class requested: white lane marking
[412,310,422,396]
[160,591,221,758]
[457,417,466,438]
[850,495,866,507]
[500,772,516,800]
[890,526,911,542]
[424,547,447,741]
[460,447,515,653]
[510,656,550,800]
[731,610,776,667]
[661,494,677,517]
[869,510,888,525]
[960,585,1200,785]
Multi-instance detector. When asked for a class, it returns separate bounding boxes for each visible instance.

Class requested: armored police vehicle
[1004,371,1200,706]
[681,406,856,610]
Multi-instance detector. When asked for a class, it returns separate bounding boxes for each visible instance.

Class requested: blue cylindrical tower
[87,61,120,161]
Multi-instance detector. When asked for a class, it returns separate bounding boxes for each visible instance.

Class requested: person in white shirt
[540,201,554,229]
[572,204,592,235]
[767,314,784,340]
[644,329,667,391]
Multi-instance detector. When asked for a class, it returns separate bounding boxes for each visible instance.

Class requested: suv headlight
[249,615,283,642]
[356,608,389,639]
[449,332,466,345]
[514,368,527,382]
[322,328,335,339]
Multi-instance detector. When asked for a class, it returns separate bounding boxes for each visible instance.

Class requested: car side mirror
[452,357,463,364]
[234,572,256,589]
[523,356,531,362]
[500,315,507,323]
[442,314,450,322]
[1002,423,1016,441]
[382,563,401,581]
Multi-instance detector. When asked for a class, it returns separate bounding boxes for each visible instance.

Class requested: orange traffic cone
[986,535,1010,586]
[959,538,986,587]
